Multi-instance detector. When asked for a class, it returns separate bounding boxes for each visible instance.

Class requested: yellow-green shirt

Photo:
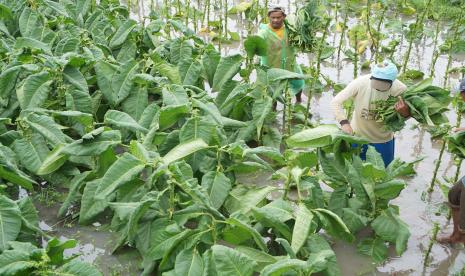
[269,24,284,40]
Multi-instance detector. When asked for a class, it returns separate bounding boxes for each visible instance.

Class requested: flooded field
[25,0,465,275]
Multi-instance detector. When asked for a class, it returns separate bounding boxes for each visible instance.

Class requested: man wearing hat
[258,6,304,103]
[330,61,410,166]
[438,78,465,246]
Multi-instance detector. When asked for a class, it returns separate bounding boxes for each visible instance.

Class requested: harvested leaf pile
[374,79,451,132]
[285,1,321,53]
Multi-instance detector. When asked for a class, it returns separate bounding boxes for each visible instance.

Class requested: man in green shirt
[258,6,305,103]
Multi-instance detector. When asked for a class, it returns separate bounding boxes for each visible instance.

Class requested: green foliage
[0,0,420,274]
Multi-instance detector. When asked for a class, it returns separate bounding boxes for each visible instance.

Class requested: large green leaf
[121,86,148,121]
[201,171,232,209]
[57,259,103,276]
[104,110,148,134]
[12,135,48,174]
[174,178,224,220]
[252,96,273,139]
[261,259,309,276]
[0,66,21,106]
[109,19,137,48]
[225,185,276,215]
[147,229,193,260]
[244,35,267,57]
[235,246,277,272]
[79,180,107,224]
[112,60,139,104]
[24,113,72,145]
[267,68,308,82]
[65,88,93,114]
[62,130,121,156]
[287,125,340,148]
[159,104,191,130]
[201,44,221,87]
[357,238,388,264]
[42,0,69,17]
[162,85,189,106]
[16,72,52,110]
[211,245,256,276]
[181,58,203,86]
[63,66,88,93]
[313,208,353,242]
[371,208,410,255]
[291,203,314,254]
[0,196,22,252]
[374,180,405,200]
[252,207,292,240]
[94,153,145,200]
[58,172,91,218]
[175,248,204,276]
[170,39,192,65]
[94,61,118,106]
[225,217,268,252]
[36,145,68,175]
[212,54,243,92]
[162,138,209,165]
[0,146,36,190]
[341,208,368,233]
[179,116,216,144]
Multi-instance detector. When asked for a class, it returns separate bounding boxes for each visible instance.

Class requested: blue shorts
[359,139,395,167]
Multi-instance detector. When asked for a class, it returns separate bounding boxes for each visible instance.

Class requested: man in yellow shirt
[258,6,304,103]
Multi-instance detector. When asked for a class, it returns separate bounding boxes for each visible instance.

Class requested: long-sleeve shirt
[330,74,407,143]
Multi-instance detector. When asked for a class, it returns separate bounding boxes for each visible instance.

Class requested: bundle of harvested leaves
[374,79,451,132]
[285,1,321,53]
[447,130,465,158]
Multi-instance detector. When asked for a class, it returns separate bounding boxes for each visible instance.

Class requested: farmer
[330,61,410,166]
[258,6,304,104]
[438,78,465,246]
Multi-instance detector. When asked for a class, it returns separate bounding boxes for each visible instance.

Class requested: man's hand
[394,96,410,118]
[341,123,353,135]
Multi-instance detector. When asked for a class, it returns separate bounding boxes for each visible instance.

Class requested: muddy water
[35,1,465,275]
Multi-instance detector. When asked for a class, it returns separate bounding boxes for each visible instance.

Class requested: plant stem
[366,0,374,61]
[304,60,315,128]
[285,83,292,137]
[428,140,446,193]
[423,222,439,267]
[402,0,432,73]
[337,12,348,61]
[283,170,291,200]
[429,20,441,77]
[218,0,223,53]
[353,32,358,79]
[224,0,228,39]
[185,0,190,26]
[374,5,387,62]
[177,0,181,15]
[443,8,464,87]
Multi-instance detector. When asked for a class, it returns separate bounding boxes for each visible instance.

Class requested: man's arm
[330,80,359,134]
